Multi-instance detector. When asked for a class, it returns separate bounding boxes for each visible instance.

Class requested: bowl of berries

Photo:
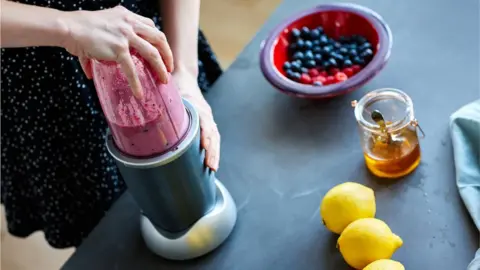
[260,3,392,98]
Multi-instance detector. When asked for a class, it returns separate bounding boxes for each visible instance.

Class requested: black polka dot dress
[1,0,222,248]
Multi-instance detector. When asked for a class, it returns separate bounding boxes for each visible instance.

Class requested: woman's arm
[0,0,69,48]
[160,0,221,171]
[1,2,173,98]
[160,0,200,77]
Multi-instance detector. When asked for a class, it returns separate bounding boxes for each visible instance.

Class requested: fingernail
[134,87,144,99]
[162,75,169,84]
[208,156,217,171]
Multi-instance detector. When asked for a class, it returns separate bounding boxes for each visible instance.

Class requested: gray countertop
[62,0,480,269]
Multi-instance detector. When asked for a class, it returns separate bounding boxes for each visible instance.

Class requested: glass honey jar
[352,88,424,179]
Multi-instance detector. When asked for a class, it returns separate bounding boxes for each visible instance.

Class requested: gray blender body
[106,99,236,260]
[108,121,216,232]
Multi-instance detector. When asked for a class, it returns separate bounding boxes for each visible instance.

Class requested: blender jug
[92,51,189,157]
[91,52,217,232]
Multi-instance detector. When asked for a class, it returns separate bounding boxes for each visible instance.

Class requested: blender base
[140,179,237,260]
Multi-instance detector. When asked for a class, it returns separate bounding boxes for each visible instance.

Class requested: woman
[1,0,222,248]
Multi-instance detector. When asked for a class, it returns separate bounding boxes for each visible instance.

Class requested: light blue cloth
[450,100,480,270]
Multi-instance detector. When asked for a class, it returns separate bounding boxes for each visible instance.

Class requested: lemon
[320,182,376,234]
[338,218,403,270]
[363,259,405,270]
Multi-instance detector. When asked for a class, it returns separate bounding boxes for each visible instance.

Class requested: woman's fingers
[175,74,221,171]
[79,57,93,79]
[117,51,143,99]
[133,23,174,73]
[131,13,156,28]
[130,35,168,84]
[210,128,221,170]
[201,119,220,171]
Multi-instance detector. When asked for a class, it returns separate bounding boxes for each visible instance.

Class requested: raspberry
[319,71,328,77]
[313,76,327,84]
[308,69,319,77]
[335,72,348,82]
[300,73,312,84]
[343,67,354,77]
[325,76,335,85]
[329,68,340,75]
[351,65,362,74]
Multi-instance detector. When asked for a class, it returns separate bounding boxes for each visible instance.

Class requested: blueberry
[348,43,358,50]
[290,66,300,72]
[354,36,368,44]
[305,50,314,60]
[359,42,372,51]
[283,61,292,71]
[301,67,309,74]
[339,47,349,54]
[291,61,302,71]
[343,59,353,67]
[322,45,333,54]
[316,26,324,34]
[291,28,301,39]
[301,58,309,65]
[322,60,332,69]
[353,56,365,65]
[313,40,321,46]
[331,52,344,61]
[306,60,316,68]
[319,35,329,45]
[333,42,342,49]
[301,26,311,38]
[328,58,338,67]
[349,49,358,57]
[286,69,295,78]
[313,46,322,53]
[310,29,321,39]
[292,72,302,81]
[358,37,368,44]
[313,81,323,86]
[297,39,305,49]
[305,40,313,49]
[288,43,298,52]
[339,36,350,43]
[314,53,323,62]
[360,48,374,58]
[293,51,304,61]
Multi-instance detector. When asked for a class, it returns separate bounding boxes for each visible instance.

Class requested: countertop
[62,0,480,269]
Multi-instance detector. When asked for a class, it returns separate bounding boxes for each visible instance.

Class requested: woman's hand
[173,71,220,171]
[61,6,173,98]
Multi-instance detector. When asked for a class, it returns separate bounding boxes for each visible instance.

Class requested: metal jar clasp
[411,119,425,138]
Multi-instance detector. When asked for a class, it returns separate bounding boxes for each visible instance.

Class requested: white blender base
[140,179,237,260]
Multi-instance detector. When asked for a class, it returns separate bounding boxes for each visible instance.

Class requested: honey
[363,127,421,178]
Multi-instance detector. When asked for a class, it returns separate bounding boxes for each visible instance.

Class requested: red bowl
[260,3,392,99]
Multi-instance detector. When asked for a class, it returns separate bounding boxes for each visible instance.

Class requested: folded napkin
[450,100,480,270]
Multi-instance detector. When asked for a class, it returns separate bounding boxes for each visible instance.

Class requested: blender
[91,52,237,260]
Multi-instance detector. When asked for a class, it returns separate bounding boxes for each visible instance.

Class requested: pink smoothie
[92,53,188,157]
